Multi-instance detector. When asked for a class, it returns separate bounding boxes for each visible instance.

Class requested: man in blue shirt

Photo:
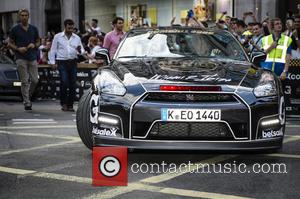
[8,9,40,110]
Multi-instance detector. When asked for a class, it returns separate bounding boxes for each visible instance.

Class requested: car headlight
[98,70,126,96]
[253,82,277,97]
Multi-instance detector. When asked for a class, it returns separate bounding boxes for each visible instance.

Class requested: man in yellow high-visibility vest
[261,18,292,80]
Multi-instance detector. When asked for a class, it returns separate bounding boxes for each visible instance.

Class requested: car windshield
[116,29,247,61]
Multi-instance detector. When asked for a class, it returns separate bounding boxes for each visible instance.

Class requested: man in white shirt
[49,19,84,111]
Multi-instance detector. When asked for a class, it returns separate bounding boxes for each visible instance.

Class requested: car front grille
[144,93,237,103]
[4,71,19,80]
[146,122,234,140]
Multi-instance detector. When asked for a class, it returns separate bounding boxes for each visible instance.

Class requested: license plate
[13,82,21,87]
[161,108,221,121]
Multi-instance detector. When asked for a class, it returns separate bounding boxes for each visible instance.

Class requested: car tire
[76,90,93,150]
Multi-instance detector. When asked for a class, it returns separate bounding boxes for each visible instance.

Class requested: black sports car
[76,27,285,151]
[0,54,21,96]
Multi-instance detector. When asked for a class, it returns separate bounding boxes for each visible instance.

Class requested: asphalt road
[0,100,299,199]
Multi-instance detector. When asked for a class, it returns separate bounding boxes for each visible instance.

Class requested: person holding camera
[49,19,85,112]
[85,19,101,36]
[289,15,300,58]
[261,18,292,80]
[235,20,248,46]
[216,11,229,30]
[284,18,295,37]
[185,9,205,28]
[247,23,264,55]
[243,11,257,24]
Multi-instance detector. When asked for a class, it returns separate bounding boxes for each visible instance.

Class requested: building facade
[85,0,300,33]
[0,0,82,37]
[1,0,300,38]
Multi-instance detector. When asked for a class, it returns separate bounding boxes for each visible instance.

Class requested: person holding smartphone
[49,19,85,112]
[185,9,205,28]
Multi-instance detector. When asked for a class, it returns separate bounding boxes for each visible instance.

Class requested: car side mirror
[251,53,266,67]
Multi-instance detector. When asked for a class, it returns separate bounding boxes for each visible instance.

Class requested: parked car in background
[0,54,21,97]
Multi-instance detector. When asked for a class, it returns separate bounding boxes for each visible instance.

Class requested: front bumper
[93,91,285,151]
[94,136,283,151]
[0,86,21,95]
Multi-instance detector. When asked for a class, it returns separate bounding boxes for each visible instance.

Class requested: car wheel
[76,90,93,150]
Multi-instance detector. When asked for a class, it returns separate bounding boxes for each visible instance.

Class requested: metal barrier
[35,64,98,101]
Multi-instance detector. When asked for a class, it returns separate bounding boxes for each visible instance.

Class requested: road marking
[33,114,41,117]
[32,172,91,184]
[0,130,80,140]
[37,161,86,173]
[0,166,252,199]
[88,184,137,199]
[0,165,91,184]
[141,155,237,184]
[267,153,300,159]
[283,135,300,143]
[0,125,76,130]
[286,124,300,128]
[84,136,300,199]
[139,135,300,185]
[13,121,58,124]
[155,185,252,199]
[85,182,252,199]
[0,132,298,198]
[12,118,57,125]
[0,140,80,156]
[0,166,35,175]
[12,119,55,122]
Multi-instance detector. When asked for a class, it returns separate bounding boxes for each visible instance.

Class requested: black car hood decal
[112,58,256,91]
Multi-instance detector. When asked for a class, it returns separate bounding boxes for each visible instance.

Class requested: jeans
[16,59,39,106]
[57,60,77,107]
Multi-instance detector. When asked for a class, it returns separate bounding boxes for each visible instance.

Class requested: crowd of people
[215,12,300,80]
[0,15,124,66]
[171,9,299,80]
[215,11,300,59]
[1,9,125,111]
[1,8,300,111]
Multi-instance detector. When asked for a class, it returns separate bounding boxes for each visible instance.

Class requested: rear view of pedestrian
[8,9,40,111]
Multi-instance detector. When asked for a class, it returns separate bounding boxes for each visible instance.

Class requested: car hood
[111,58,260,91]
